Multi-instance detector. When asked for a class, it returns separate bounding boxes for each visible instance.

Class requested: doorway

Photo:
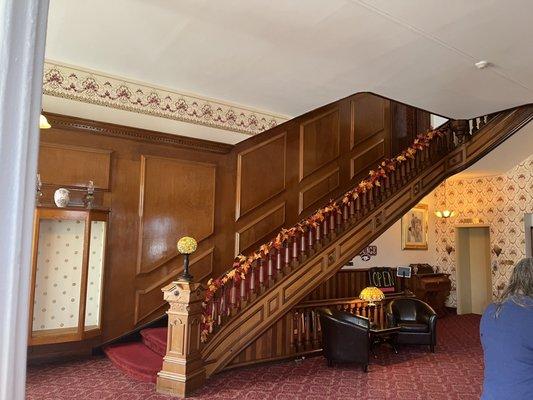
[455,225,492,315]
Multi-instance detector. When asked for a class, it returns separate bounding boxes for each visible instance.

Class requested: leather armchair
[317,308,370,372]
[386,298,437,352]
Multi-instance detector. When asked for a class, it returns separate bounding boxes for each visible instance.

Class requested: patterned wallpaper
[85,221,106,328]
[33,219,106,332]
[433,155,533,306]
[33,219,85,331]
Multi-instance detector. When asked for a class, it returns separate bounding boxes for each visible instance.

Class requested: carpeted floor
[26,314,483,400]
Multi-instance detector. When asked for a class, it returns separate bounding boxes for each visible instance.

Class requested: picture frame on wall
[401,203,428,250]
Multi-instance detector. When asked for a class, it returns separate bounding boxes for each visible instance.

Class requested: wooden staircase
[153,97,533,397]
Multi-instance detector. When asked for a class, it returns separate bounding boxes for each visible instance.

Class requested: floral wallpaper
[434,155,533,306]
[42,61,288,136]
[84,221,106,328]
[33,219,106,332]
[33,219,85,331]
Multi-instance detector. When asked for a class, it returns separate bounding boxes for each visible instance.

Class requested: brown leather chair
[317,308,370,372]
[386,298,437,352]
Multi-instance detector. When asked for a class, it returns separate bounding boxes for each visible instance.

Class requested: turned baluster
[300,230,307,261]
[275,248,282,277]
[267,253,274,286]
[342,203,349,225]
[355,196,361,217]
[322,214,328,241]
[312,311,320,348]
[218,288,225,325]
[296,312,303,350]
[315,224,322,249]
[304,310,312,349]
[258,258,265,292]
[291,235,299,267]
[239,275,247,307]
[283,241,291,272]
[307,227,314,255]
[329,212,336,236]
[361,191,367,213]
[230,281,238,314]
[249,261,256,298]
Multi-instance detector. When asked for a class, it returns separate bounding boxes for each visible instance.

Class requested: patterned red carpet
[26,314,483,400]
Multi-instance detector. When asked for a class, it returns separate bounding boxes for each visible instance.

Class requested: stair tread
[140,327,167,356]
[104,342,163,383]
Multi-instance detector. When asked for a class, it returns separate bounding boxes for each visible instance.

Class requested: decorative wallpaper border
[42,61,289,136]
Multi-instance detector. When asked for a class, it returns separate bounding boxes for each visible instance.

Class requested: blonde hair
[495,258,533,317]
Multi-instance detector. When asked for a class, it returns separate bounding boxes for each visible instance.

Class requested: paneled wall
[36,93,427,345]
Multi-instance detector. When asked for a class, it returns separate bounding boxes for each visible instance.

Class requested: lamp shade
[359,286,385,305]
[177,236,197,255]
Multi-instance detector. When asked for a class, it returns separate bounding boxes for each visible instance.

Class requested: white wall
[348,193,437,269]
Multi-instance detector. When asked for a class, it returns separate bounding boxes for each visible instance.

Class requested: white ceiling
[452,120,533,179]
[45,0,533,120]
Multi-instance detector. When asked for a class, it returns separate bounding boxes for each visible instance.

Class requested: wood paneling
[235,203,285,255]
[298,168,340,214]
[299,109,340,181]
[351,95,386,149]
[236,133,286,219]
[39,143,112,189]
[35,92,432,353]
[137,155,216,274]
[350,139,385,179]
[134,248,214,324]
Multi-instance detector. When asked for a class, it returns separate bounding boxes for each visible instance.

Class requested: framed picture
[401,203,428,250]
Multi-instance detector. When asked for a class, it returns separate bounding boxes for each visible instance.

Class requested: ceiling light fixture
[474,60,490,69]
[39,114,51,129]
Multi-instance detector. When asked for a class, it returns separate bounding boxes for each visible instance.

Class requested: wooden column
[156,281,206,398]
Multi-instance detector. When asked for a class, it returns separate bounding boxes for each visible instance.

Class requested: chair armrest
[417,302,437,325]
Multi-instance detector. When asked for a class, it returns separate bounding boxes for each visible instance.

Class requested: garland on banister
[200,125,447,342]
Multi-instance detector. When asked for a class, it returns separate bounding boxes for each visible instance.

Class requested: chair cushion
[399,322,429,333]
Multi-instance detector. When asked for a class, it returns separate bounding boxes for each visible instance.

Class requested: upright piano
[406,264,451,316]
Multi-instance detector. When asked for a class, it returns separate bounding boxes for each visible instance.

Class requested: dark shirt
[480,298,533,400]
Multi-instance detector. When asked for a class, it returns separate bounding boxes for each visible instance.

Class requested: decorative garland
[200,126,446,342]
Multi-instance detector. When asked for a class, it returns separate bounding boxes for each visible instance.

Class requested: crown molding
[42,60,289,136]
[44,112,234,155]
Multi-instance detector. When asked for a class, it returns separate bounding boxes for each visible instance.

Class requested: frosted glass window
[85,221,106,329]
[33,219,85,332]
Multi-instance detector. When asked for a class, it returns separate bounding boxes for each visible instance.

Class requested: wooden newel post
[156,280,206,397]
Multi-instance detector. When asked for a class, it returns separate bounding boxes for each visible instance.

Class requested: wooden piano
[406,264,451,317]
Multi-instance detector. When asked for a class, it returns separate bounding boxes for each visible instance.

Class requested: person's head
[495,258,533,316]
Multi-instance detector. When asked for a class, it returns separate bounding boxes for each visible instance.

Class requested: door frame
[454,224,492,314]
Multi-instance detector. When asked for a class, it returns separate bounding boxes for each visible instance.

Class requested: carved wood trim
[350,97,386,149]
[298,108,340,182]
[350,139,385,179]
[235,202,286,256]
[235,132,287,220]
[44,112,233,154]
[298,167,340,214]
[39,142,113,190]
[134,247,214,324]
[136,155,216,275]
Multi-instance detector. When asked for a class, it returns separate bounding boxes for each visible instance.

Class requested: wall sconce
[492,245,502,257]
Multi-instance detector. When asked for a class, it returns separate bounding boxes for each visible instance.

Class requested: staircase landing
[103,327,166,382]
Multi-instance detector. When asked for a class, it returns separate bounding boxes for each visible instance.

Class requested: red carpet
[27,314,483,399]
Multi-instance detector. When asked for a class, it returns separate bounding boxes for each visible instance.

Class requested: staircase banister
[200,121,456,344]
